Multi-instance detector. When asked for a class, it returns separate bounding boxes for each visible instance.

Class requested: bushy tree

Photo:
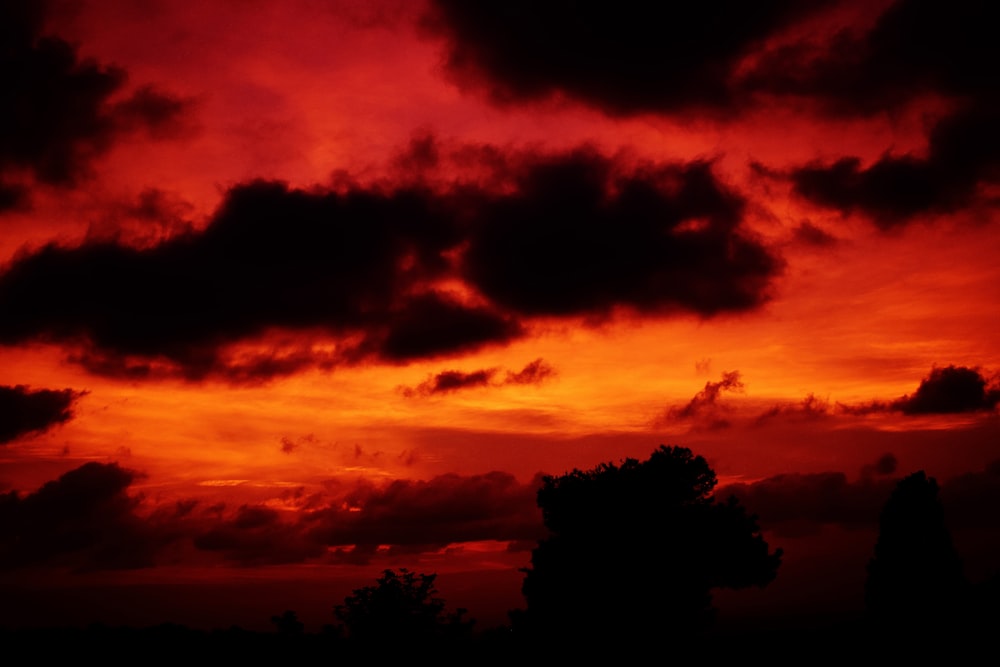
[270,609,304,636]
[518,445,781,643]
[334,568,474,643]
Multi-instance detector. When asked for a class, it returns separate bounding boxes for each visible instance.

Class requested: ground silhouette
[515,445,782,647]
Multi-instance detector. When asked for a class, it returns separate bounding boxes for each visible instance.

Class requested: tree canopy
[518,445,782,643]
[866,471,967,631]
[333,568,474,644]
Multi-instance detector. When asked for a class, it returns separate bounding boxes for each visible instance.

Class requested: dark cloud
[0,182,28,212]
[835,399,892,417]
[505,358,556,385]
[791,221,838,247]
[892,365,1000,415]
[754,393,831,426]
[463,152,779,318]
[721,470,896,538]
[401,358,555,397]
[0,0,190,198]
[193,505,326,566]
[724,455,1000,563]
[0,384,82,444]
[790,105,1000,227]
[839,366,1000,416]
[376,294,523,362]
[423,0,826,115]
[749,1,1000,224]
[303,472,543,562]
[403,368,497,397]
[84,188,196,248]
[176,470,546,566]
[744,0,998,115]
[0,147,778,381]
[666,371,744,427]
[0,462,165,570]
[862,453,899,479]
[0,179,492,379]
[940,460,1000,531]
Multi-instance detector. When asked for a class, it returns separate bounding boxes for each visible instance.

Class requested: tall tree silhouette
[518,445,781,644]
[866,471,967,633]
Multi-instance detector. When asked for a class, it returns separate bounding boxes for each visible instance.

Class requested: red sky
[1,0,998,632]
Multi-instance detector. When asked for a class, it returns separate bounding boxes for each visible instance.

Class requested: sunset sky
[2,0,998,632]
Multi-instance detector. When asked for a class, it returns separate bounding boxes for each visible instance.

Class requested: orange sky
[1,0,998,632]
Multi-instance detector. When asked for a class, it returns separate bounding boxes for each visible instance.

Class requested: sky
[1,0,998,632]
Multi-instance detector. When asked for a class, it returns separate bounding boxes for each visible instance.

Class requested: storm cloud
[424,0,827,115]
[0,0,190,202]
[0,462,163,570]
[0,384,82,444]
[0,149,779,381]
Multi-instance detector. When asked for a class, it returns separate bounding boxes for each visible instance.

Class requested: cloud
[183,469,546,566]
[746,1,1000,224]
[664,371,744,428]
[303,472,544,563]
[193,505,326,566]
[743,0,997,116]
[462,152,780,318]
[790,106,1000,226]
[839,366,1000,416]
[940,460,1000,531]
[0,384,83,444]
[0,146,779,381]
[376,293,523,361]
[0,462,166,570]
[403,369,497,397]
[720,457,899,537]
[891,365,1000,415]
[0,0,191,199]
[0,178,512,379]
[724,449,1000,543]
[0,182,28,213]
[401,358,556,397]
[754,393,832,425]
[423,0,827,115]
[790,221,838,247]
[505,358,556,385]
[84,188,196,249]
[861,453,899,480]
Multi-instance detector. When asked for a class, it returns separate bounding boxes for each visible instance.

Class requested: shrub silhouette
[270,609,304,635]
[518,445,782,643]
[865,471,967,633]
[334,568,474,643]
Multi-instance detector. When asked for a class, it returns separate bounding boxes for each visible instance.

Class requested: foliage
[518,445,782,642]
[270,609,304,635]
[334,568,474,643]
[866,471,967,630]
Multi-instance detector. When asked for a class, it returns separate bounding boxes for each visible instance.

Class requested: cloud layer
[0,149,779,380]
[1,462,545,570]
[0,384,82,444]
[0,462,160,570]
[427,1,999,225]
[425,0,826,114]
[401,358,555,397]
[0,0,189,208]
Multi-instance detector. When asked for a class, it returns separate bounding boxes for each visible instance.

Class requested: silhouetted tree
[270,609,304,636]
[518,445,782,644]
[334,568,474,644]
[866,471,967,634]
